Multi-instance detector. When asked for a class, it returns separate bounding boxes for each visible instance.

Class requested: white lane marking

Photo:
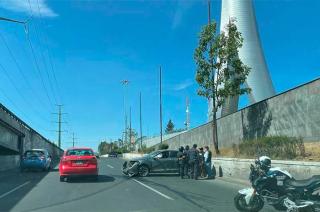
[107,165,114,169]
[133,179,174,201]
[0,181,30,199]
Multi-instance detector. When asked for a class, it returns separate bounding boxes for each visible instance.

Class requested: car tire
[138,165,150,177]
[20,168,24,173]
[59,176,64,182]
[93,175,98,181]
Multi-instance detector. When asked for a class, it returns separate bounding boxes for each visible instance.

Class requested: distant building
[208,0,275,120]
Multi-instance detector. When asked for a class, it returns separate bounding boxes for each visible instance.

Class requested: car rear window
[66,149,94,156]
[25,150,44,157]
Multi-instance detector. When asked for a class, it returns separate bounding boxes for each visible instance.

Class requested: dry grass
[302,142,320,161]
[213,142,320,161]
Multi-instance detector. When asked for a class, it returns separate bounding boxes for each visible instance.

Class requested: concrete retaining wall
[0,103,63,171]
[0,155,20,172]
[213,158,320,181]
[165,78,320,150]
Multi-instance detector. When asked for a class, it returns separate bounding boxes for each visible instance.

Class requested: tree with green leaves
[165,119,175,134]
[194,18,251,154]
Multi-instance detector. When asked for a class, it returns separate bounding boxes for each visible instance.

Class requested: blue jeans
[205,162,213,177]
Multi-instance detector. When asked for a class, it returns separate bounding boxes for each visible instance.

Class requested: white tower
[208,0,275,120]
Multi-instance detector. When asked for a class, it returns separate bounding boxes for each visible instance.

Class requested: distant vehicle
[109,152,118,158]
[20,149,52,172]
[94,152,100,159]
[122,150,179,177]
[59,147,98,182]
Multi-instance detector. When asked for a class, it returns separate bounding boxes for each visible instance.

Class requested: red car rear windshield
[66,149,94,156]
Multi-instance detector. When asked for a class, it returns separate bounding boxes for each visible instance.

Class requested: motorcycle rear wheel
[234,193,264,212]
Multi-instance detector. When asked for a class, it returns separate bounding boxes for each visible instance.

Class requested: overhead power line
[25,27,54,108]
[25,0,54,108]
[35,0,62,104]
[0,61,50,123]
[30,22,58,104]
[0,32,52,110]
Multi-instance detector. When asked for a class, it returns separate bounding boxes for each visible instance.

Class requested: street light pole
[121,80,129,148]
[159,67,163,144]
[129,106,132,151]
[139,92,143,150]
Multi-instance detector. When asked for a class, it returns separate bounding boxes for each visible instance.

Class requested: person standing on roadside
[184,145,190,178]
[198,147,206,178]
[204,146,213,179]
[188,144,199,180]
[177,146,185,179]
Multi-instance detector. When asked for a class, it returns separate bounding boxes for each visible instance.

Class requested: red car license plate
[74,161,85,166]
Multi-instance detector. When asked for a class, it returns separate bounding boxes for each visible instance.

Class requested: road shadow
[0,161,60,212]
[50,168,59,172]
[65,175,115,183]
[136,178,212,212]
[148,173,179,177]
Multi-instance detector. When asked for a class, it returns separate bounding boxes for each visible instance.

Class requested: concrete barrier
[212,157,320,181]
[122,153,145,160]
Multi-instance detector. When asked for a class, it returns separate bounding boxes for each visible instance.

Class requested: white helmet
[259,156,271,171]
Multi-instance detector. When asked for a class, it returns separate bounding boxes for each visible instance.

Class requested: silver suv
[122,150,179,177]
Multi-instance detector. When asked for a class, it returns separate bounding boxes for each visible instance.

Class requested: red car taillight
[61,157,71,165]
[89,157,97,165]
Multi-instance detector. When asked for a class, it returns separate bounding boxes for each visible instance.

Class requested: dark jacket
[188,148,199,162]
[177,151,184,165]
[183,149,189,162]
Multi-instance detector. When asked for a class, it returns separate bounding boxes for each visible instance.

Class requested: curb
[215,176,251,186]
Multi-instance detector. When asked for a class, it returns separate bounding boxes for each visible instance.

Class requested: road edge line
[0,181,31,199]
[133,179,174,201]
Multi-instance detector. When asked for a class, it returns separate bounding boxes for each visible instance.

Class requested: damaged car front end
[122,160,140,177]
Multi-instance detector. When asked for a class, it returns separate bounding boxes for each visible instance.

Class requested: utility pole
[52,104,67,148]
[159,66,163,144]
[139,92,143,150]
[129,106,132,151]
[208,0,211,24]
[71,132,78,147]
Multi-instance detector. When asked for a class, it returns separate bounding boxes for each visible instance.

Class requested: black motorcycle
[234,160,320,211]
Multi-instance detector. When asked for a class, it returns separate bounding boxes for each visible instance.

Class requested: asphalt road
[0,158,276,212]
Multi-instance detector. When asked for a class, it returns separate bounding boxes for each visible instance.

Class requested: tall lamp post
[121,80,129,148]
[159,67,163,144]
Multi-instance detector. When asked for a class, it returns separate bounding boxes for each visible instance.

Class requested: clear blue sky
[0,0,319,150]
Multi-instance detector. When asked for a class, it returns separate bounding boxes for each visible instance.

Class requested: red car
[59,147,98,181]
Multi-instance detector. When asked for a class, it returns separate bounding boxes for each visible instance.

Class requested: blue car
[20,149,52,172]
